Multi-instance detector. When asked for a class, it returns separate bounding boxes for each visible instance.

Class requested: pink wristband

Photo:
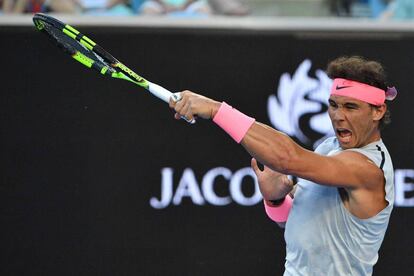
[264,195,293,223]
[212,102,255,143]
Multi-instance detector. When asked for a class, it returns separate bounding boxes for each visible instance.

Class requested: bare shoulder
[331,150,383,190]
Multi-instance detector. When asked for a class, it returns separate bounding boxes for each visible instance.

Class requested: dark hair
[326,56,391,129]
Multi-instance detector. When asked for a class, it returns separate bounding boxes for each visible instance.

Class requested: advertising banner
[1,25,413,275]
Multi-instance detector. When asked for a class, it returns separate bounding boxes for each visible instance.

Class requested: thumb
[251,158,261,175]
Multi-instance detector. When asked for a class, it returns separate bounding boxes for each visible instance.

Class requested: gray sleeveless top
[284,137,394,276]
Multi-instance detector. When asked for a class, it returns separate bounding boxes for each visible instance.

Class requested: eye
[344,103,358,110]
[329,100,337,108]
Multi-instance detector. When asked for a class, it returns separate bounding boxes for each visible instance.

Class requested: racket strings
[34,14,144,81]
[41,20,113,72]
[43,23,76,55]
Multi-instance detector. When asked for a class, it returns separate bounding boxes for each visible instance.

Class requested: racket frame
[33,13,178,105]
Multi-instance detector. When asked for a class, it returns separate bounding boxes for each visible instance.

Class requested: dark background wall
[1,24,414,275]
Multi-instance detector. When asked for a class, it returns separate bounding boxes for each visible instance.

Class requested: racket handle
[147,82,195,124]
[148,82,171,103]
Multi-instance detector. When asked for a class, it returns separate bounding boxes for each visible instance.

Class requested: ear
[372,104,387,122]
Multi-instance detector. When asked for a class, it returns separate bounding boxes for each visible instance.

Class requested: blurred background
[0,0,412,19]
[1,0,414,276]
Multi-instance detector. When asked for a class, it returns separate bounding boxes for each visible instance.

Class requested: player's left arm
[242,121,389,219]
[242,122,383,190]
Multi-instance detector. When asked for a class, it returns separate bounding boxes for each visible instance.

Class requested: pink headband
[330,78,397,105]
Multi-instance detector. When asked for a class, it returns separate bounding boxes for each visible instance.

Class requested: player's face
[328,95,385,149]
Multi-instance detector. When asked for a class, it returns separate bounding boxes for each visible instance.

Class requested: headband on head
[330,78,397,105]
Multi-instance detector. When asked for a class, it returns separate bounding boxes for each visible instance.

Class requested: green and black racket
[33,13,194,123]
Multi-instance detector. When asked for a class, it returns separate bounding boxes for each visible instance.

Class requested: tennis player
[169,56,397,275]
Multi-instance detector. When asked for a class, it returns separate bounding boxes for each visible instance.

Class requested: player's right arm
[169,91,380,190]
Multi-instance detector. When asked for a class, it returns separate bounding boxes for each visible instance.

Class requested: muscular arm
[170,91,382,189]
[244,121,387,219]
[243,122,382,190]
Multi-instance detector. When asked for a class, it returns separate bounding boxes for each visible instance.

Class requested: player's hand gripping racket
[32,13,194,124]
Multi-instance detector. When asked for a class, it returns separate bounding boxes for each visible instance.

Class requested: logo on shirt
[267,59,335,149]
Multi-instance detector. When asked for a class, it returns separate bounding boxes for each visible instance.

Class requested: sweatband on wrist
[269,197,285,206]
[264,195,293,223]
[212,102,255,143]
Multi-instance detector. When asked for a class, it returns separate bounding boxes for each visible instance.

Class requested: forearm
[241,122,301,174]
[209,100,305,175]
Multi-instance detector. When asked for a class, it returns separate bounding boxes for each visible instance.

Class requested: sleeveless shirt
[284,137,394,276]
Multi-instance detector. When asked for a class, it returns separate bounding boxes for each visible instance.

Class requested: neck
[364,128,381,147]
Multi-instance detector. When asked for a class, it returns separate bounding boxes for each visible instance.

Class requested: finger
[173,99,193,122]
[181,102,195,121]
[169,93,179,108]
[174,97,186,114]
[169,92,184,109]
[251,158,262,174]
[169,99,176,109]
[169,97,176,108]
[171,92,182,103]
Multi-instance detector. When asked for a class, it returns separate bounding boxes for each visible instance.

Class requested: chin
[336,137,354,149]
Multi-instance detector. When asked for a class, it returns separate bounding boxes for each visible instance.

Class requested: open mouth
[336,128,352,143]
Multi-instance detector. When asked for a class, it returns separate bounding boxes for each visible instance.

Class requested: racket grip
[148,82,171,103]
[148,82,196,124]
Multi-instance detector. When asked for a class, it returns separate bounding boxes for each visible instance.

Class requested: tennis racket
[32,13,194,123]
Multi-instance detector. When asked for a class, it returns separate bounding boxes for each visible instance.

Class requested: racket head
[33,13,149,89]
[33,13,194,123]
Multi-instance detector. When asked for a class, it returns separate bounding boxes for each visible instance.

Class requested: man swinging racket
[169,56,397,275]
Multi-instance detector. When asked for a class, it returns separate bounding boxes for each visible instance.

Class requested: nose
[330,107,346,122]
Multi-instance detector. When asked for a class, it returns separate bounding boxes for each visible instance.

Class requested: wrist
[266,197,286,206]
[212,102,255,143]
[210,101,222,118]
[263,194,293,223]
